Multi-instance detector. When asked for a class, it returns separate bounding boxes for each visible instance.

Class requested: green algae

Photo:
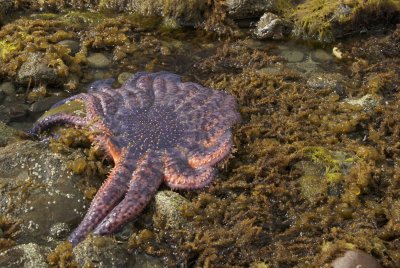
[0,41,18,60]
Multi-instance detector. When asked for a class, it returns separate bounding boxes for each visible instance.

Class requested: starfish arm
[93,153,163,235]
[163,150,216,189]
[68,152,134,246]
[28,113,87,137]
[122,72,157,108]
[188,131,233,169]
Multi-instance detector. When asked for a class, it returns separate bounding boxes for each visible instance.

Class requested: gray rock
[254,12,290,40]
[8,103,28,121]
[0,243,50,268]
[281,50,304,63]
[29,96,65,113]
[0,122,21,146]
[311,49,334,62]
[57,40,80,55]
[331,250,382,268]
[153,190,192,230]
[226,0,275,20]
[0,82,16,97]
[86,53,111,69]
[73,236,132,268]
[0,140,88,245]
[17,53,60,85]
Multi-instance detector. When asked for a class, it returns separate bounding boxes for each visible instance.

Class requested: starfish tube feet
[94,153,163,235]
[68,152,133,246]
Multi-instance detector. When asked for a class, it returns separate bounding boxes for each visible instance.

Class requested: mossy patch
[0,215,20,252]
[0,40,19,60]
[291,0,400,42]
[47,242,77,268]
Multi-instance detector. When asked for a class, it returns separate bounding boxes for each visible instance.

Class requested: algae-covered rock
[296,147,356,202]
[307,72,349,96]
[72,235,132,267]
[10,0,209,26]
[153,190,193,230]
[17,52,61,85]
[291,0,400,42]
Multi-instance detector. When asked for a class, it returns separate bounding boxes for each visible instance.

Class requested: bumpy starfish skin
[29,72,241,246]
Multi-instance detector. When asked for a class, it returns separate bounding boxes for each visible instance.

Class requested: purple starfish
[29,72,241,246]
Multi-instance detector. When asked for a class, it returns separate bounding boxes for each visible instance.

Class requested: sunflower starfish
[29,72,241,246]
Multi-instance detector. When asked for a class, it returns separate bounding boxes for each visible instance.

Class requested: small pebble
[117,72,133,84]
[87,53,111,69]
[160,46,172,56]
[281,50,304,62]
[311,49,333,62]
[57,40,80,55]
[0,82,15,96]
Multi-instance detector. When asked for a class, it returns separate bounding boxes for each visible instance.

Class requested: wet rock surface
[254,12,290,40]
[307,73,349,96]
[57,40,80,55]
[29,96,65,113]
[73,236,132,267]
[0,82,16,101]
[0,140,87,245]
[0,243,50,268]
[86,53,112,69]
[16,53,60,85]
[0,122,21,147]
[153,191,192,230]
[226,0,275,20]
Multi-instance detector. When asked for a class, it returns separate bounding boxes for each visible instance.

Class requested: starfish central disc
[113,105,184,153]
